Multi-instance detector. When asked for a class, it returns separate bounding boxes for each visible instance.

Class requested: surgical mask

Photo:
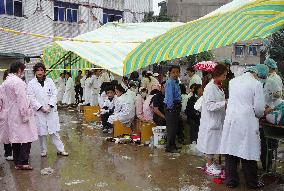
[131,87,138,94]
[141,92,147,99]
[259,79,266,84]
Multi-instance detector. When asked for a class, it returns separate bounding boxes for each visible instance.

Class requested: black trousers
[188,119,200,143]
[4,144,12,157]
[101,113,112,130]
[75,85,83,102]
[165,105,181,150]
[225,155,258,188]
[176,116,184,143]
[12,143,31,166]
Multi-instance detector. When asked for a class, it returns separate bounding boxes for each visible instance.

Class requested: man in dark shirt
[152,81,166,126]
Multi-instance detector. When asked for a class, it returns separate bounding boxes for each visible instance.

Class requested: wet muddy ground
[0,109,283,191]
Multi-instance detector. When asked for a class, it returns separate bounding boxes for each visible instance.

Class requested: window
[103,9,123,24]
[248,45,258,56]
[71,9,77,22]
[0,0,22,17]
[54,1,78,22]
[14,0,22,16]
[235,45,244,56]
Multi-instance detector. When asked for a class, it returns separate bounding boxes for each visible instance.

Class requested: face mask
[259,79,266,84]
[130,87,138,94]
[141,92,147,99]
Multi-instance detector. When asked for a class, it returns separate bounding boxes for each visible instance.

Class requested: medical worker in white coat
[90,69,102,106]
[108,84,135,127]
[54,73,65,104]
[83,71,92,105]
[27,63,68,157]
[62,72,75,106]
[220,64,270,189]
[264,58,283,108]
[196,64,228,176]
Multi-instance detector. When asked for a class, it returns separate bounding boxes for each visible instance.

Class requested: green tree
[261,29,284,74]
[186,51,215,65]
[143,12,172,22]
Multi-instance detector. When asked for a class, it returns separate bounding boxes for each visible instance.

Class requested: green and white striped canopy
[43,22,183,78]
[123,0,284,75]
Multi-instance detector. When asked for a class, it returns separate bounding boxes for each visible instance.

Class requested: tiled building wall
[0,0,152,57]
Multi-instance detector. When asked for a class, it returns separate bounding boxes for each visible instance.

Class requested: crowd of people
[0,58,283,189]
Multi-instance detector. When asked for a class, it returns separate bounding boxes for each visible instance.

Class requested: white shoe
[212,163,221,170]
[205,163,221,176]
[5,156,13,161]
[57,151,69,156]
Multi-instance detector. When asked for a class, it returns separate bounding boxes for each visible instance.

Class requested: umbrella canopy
[43,22,184,79]
[194,61,217,72]
[123,0,284,75]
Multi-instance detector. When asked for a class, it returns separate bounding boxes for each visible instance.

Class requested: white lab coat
[100,72,114,83]
[196,80,226,154]
[62,77,76,105]
[90,75,101,106]
[83,77,92,105]
[188,74,202,88]
[80,76,86,100]
[27,78,60,136]
[125,89,137,105]
[264,72,283,108]
[98,91,108,108]
[54,77,65,102]
[108,94,135,126]
[220,73,265,161]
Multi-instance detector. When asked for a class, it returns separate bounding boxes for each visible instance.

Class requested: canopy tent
[123,0,284,75]
[43,22,184,79]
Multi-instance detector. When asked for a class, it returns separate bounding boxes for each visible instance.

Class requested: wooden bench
[84,105,101,122]
[113,121,132,137]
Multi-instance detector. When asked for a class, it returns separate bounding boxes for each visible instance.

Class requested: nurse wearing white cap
[264,58,283,108]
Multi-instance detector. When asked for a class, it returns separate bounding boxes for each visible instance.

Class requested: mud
[0,109,283,191]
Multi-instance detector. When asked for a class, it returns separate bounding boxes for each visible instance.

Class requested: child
[185,84,203,143]
[180,84,189,113]
[101,85,116,133]
[135,87,148,120]
[125,81,138,105]
[143,89,160,121]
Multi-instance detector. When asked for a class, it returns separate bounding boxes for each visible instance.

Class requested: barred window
[54,0,78,23]
[0,0,22,17]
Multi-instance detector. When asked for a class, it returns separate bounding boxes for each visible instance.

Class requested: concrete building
[0,0,153,83]
[166,0,261,65]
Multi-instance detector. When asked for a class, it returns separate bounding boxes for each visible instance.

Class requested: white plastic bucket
[152,126,167,149]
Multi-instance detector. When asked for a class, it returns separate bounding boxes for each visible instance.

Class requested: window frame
[0,0,23,17]
[53,1,79,23]
[248,45,258,56]
[235,45,245,57]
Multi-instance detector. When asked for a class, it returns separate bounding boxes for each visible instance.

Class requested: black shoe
[175,146,182,150]
[165,149,181,153]
[247,181,264,189]
[226,182,239,189]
